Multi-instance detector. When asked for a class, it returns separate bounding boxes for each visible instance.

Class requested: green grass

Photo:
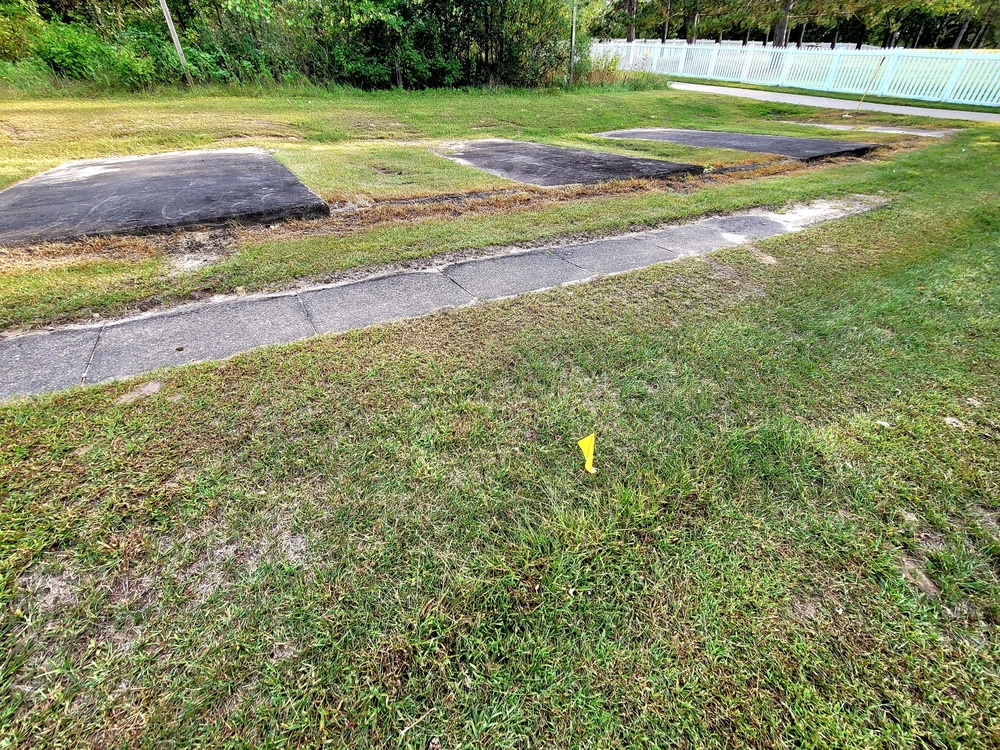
[1,88,999,747]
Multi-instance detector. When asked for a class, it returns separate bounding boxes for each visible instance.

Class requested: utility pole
[569,0,577,85]
[158,0,194,86]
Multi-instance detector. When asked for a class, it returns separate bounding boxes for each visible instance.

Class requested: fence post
[875,50,901,97]
[707,45,720,78]
[823,51,843,91]
[738,46,753,82]
[939,54,970,103]
[678,44,689,76]
[777,48,793,86]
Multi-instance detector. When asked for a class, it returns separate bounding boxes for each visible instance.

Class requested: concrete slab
[701,214,789,239]
[444,251,589,298]
[596,128,875,161]
[647,223,742,255]
[0,327,99,399]
[443,139,702,187]
[542,210,836,277]
[0,198,882,400]
[0,148,330,247]
[301,272,473,334]
[554,234,681,275]
[85,295,314,384]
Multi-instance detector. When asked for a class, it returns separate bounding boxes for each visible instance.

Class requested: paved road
[672,82,1000,124]
[0,199,875,400]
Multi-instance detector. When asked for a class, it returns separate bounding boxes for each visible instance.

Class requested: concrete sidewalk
[0,199,876,400]
[672,82,1000,124]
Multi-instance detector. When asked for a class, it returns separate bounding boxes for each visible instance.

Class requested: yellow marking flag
[577,433,596,474]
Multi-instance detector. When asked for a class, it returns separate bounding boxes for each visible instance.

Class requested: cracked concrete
[0,198,880,400]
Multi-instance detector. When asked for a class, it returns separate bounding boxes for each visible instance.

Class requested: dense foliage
[0,0,572,89]
[588,0,999,49]
[1,0,996,91]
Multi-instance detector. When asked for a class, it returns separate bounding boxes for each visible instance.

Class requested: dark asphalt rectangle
[596,128,875,160]
[0,148,330,247]
[443,139,702,186]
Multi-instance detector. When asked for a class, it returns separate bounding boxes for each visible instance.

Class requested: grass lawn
[1,84,999,747]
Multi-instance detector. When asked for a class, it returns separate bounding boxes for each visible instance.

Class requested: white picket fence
[592,41,1000,107]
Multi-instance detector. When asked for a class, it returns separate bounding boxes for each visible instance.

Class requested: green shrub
[586,51,620,85]
[34,22,109,80]
[32,22,164,89]
[0,0,43,61]
[3,0,578,92]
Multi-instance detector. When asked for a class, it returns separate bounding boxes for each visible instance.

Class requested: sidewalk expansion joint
[80,322,106,385]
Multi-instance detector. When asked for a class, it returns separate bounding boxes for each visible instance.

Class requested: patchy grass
[1,93,999,747]
[2,84,982,332]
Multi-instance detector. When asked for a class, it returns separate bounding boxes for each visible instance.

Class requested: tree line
[0,0,996,92]
[589,0,999,50]
[0,0,572,89]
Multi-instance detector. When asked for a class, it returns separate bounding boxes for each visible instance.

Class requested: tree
[772,0,794,45]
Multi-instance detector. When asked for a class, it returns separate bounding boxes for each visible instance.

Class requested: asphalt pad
[0,147,329,247]
[443,139,702,186]
[596,128,875,161]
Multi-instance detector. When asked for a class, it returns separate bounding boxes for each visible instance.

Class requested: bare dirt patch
[116,380,162,404]
[973,506,999,539]
[164,229,238,275]
[18,569,81,612]
[1,227,237,276]
[790,599,822,622]
[901,555,940,596]
[108,571,156,608]
[700,258,737,280]
[0,234,160,274]
[275,531,307,564]
[749,247,778,265]
[915,529,946,553]
[183,541,262,603]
